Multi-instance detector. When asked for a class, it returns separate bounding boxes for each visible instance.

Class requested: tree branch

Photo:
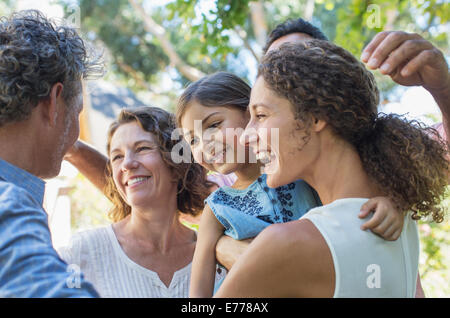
[115,59,154,92]
[234,26,260,62]
[304,0,315,21]
[128,0,205,81]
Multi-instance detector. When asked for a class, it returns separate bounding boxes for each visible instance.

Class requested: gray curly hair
[0,10,104,127]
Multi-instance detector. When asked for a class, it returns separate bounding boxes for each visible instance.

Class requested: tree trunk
[128,0,205,82]
[249,1,268,48]
[304,0,315,21]
[384,9,398,31]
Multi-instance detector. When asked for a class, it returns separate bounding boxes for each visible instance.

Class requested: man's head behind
[0,10,103,178]
[0,10,102,127]
[263,18,328,53]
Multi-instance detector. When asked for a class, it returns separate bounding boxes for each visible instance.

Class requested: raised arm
[361,31,450,137]
[434,88,450,143]
[64,140,108,192]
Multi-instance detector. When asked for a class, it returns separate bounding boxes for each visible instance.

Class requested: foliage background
[1,0,448,297]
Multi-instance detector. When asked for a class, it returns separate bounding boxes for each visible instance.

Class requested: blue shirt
[205,174,322,240]
[0,158,99,297]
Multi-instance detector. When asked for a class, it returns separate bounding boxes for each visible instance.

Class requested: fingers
[361,210,384,230]
[361,31,424,70]
[371,217,402,241]
[360,195,404,240]
[400,48,442,77]
[361,31,390,63]
[367,216,403,241]
[377,223,402,241]
[363,31,411,69]
[370,216,392,235]
[381,223,399,241]
[378,39,433,76]
[391,228,402,241]
[359,200,377,219]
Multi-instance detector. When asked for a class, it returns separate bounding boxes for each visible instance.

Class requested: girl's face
[242,77,318,188]
[180,101,255,175]
[109,122,177,209]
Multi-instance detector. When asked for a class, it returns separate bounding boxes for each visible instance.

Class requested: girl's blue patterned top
[205,174,322,240]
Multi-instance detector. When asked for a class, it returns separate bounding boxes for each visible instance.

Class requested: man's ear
[40,83,64,127]
[312,117,327,132]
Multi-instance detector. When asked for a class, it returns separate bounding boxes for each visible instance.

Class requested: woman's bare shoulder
[215,219,335,297]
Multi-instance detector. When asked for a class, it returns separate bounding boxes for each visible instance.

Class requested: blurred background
[1,0,448,297]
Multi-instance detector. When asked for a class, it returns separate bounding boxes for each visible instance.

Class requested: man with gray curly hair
[0,10,103,297]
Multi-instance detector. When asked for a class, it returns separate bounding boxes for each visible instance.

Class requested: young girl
[176,71,405,298]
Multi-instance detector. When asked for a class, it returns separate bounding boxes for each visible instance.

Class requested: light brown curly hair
[259,40,448,223]
[105,106,214,222]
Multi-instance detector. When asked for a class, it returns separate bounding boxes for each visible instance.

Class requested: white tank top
[302,198,419,297]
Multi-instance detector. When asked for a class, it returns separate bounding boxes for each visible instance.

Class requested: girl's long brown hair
[175,71,251,127]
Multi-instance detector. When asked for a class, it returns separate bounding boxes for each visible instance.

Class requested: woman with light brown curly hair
[214,40,448,297]
[58,106,223,297]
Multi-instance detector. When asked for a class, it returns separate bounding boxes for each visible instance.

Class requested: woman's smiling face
[242,76,317,188]
[109,121,177,208]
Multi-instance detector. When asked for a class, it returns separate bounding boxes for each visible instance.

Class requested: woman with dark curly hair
[214,40,448,297]
[58,106,221,297]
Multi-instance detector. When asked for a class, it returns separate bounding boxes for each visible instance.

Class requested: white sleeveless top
[302,198,419,298]
[57,225,226,298]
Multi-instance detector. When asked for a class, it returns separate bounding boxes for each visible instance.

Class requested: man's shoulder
[0,180,40,209]
[0,180,46,227]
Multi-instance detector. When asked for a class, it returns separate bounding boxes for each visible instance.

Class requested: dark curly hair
[0,10,103,127]
[105,106,214,222]
[259,40,448,223]
[263,18,328,54]
[176,71,251,127]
